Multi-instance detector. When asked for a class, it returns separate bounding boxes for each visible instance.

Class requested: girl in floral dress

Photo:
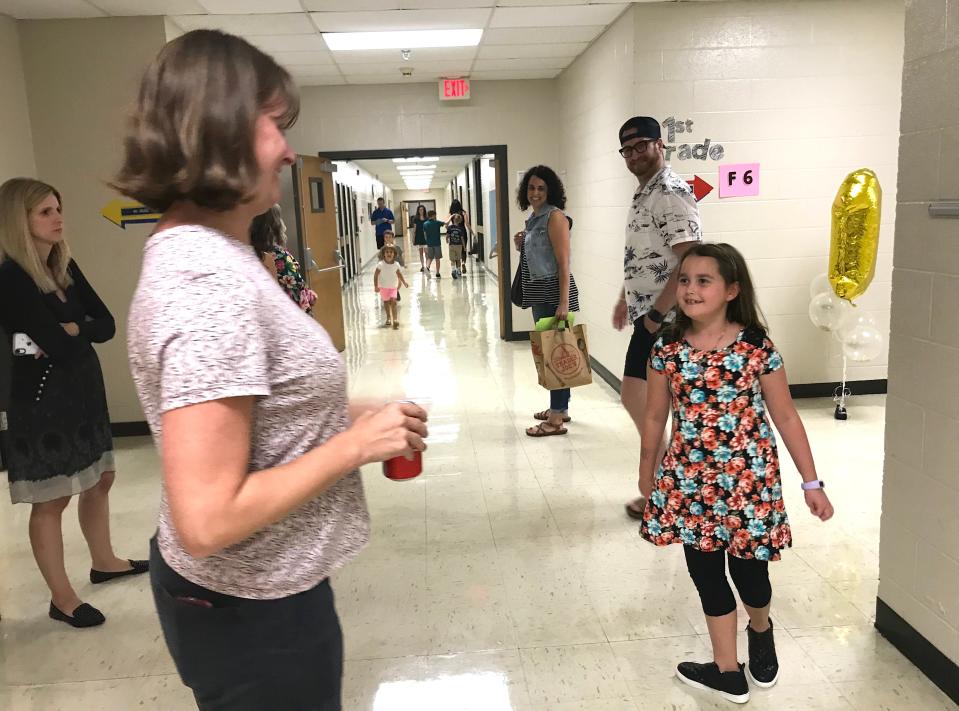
[639,243,834,705]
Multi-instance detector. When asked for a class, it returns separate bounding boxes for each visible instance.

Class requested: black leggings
[684,545,772,617]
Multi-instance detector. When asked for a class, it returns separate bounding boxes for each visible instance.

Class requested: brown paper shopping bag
[530,322,593,390]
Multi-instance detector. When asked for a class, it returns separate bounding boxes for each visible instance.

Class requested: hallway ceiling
[352,155,477,191]
[0,0,715,85]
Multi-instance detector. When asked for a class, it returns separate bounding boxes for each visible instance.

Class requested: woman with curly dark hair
[513,165,580,437]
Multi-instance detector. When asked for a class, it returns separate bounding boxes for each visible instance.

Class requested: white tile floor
[1,258,956,710]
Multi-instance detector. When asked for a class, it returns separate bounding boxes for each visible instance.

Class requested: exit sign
[440,78,470,101]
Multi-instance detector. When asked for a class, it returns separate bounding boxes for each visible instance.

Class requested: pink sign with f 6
[719,163,760,198]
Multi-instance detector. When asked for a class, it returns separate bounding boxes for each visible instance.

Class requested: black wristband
[647,308,665,324]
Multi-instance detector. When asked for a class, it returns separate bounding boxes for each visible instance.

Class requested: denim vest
[523,205,561,280]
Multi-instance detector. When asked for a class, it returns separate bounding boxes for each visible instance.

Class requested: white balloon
[809,273,832,300]
[808,292,851,332]
[835,312,877,344]
[842,320,885,362]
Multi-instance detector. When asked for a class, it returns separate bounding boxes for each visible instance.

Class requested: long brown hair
[670,243,767,338]
[0,178,72,293]
[111,30,299,212]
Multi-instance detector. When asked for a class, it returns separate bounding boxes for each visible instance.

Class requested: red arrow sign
[687,176,713,202]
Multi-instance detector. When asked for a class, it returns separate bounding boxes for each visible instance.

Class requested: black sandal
[49,601,105,628]
[90,559,149,584]
[625,497,647,520]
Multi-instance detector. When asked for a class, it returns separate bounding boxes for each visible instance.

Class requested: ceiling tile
[248,34,329,52]
[93,0,205,14]
[271,50,336,66]
[0,0,105,18]
[478,42,586,58]
[310,9,492,32]
[198,0,303,12]
[343,60,472,75]
[332,46,476,64]
[482,25,604,44]
[173,12,315,35]
[296,75,346,86]
[285,64,342,77]
[469,69,561,80]
[345,74,428,85]
[496,0,586,5]
[302,0,400,9]
[490,3,625,28]
[400,0,495,7]
[472,56,571,71]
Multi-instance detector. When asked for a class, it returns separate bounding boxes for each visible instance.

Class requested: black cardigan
[0,259,114,399]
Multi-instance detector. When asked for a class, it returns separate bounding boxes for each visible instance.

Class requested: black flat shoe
[90,559,149,584]
[49,601,105,628]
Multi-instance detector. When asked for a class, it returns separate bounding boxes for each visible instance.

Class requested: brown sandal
[526,421,568,437]
[533,409,571,423]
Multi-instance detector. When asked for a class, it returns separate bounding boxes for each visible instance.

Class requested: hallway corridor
[1,261,954,710]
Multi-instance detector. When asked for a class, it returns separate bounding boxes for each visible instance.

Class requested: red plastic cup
[383,450,422,481]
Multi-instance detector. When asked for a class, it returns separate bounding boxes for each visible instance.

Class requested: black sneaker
[746,619,780,688]
[676,661,750,704]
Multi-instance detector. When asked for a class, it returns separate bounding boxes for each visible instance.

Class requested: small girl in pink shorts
[374,246,408,329]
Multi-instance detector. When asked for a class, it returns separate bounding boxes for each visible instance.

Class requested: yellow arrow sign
[101,199,161,229]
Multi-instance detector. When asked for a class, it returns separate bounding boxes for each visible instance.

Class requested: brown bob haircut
[112,30,299,212]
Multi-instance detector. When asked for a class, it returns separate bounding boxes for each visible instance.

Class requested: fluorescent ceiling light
[393,156,440,163]
[324,30,482,52]
[397,165,437,171]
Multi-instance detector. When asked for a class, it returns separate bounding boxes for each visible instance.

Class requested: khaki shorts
[448,244,464,262]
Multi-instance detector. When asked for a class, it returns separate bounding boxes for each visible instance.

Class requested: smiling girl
[638,243,834,704]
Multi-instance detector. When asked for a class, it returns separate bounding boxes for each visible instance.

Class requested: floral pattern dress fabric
[270,245,317,314]
[640,328,792,562]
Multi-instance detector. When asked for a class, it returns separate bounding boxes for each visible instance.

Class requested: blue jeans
[531,303,571,413]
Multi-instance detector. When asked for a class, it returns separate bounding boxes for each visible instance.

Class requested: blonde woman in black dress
[0,178,147,628]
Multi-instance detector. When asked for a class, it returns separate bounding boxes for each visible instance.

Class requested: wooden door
[295,154,346,351]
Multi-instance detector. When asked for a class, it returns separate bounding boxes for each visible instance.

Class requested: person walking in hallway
[446,199,472,273]
[411,204,428,272]
[0,178,148,628]
[423,210,443,277]
[371,197,394,251]
[614,116,702,519]
[513,165,580,437]
[639,243,834,704]
[116,29,428,710]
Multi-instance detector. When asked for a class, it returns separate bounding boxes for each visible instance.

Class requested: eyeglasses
[619,140,655,158]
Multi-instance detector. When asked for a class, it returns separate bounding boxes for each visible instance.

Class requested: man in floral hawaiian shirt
[611,116,702,519]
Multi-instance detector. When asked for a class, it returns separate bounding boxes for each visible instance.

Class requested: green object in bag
[534,314,576,331]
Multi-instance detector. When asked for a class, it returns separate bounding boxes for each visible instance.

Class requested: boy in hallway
[423,210,443,278]
[446,213,467,279]
[380,230,405,267]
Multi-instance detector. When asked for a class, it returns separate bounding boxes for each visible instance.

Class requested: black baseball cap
[619,116,661,145]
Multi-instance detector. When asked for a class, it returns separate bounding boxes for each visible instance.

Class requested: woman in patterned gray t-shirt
[115,30,428,711]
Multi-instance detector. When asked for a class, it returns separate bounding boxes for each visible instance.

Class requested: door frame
[319,145,516,341]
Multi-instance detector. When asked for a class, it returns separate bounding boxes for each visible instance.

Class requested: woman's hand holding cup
[351,401,428,466]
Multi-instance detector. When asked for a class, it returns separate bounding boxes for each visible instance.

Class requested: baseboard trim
[505,331,529,343]
[590,356,622,393]
[112,421,150,437]
[585,357,887,400]
[790,379,887,399]
[875,598,959,704]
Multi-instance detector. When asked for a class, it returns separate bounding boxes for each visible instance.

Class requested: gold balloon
[828,169,882,302]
